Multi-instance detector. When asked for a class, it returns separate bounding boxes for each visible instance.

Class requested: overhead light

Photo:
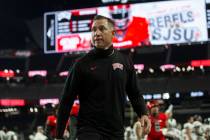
[187,66,192,72]
[4,69,8,73]
[16,69,20,74]
[134,64,144,71]
[161,68,165,72]
[34,108,38,113]
[59,71,69,77]
[153,94,161,99]
[39,98,59,105]
[30,108,33,112]
[0,99,25,106]
[163,93,170,100]
[190,91,204,97]
[175,67,181,72]
[149,68,154,73]
[137,70,142,74]
[191,59,210,67]
[175,93,180,98]
[0,70,15,78]
[130,48,135,52]
[143,94,152,100]
[28,70,47,77]
[160,64,175,70]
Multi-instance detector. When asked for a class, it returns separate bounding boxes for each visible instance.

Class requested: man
[56,15,151,140]
[34,126,48,140]
[45,106,58,140]
[147,100,168,140]
[0,126,7,140]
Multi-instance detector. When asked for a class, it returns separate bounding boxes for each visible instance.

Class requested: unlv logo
[112,63,123,70]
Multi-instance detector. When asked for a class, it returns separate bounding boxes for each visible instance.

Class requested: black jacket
[56,46,147,138]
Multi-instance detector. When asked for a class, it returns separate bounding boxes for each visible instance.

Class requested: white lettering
[102,0,127,4]
[57,12,71,21]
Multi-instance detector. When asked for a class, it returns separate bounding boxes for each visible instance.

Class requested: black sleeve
[126,57,148,117]
[56,62,81,138]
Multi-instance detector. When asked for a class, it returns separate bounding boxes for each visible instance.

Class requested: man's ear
[112,30,116,36]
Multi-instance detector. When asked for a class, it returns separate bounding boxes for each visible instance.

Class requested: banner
[135,0,208,44]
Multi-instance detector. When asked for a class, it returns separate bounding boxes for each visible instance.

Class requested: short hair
[93,15,115,29]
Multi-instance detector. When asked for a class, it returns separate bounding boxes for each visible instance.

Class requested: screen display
[206,0,210,38]
[44,0,207,53]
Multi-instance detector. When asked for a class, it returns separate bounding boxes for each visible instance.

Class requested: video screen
[44,0,207,53]
[206,0,210,38]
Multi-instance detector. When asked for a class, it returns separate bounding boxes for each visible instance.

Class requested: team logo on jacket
[112,63,123,70]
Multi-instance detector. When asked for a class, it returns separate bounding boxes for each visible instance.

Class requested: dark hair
[93,15,115,29]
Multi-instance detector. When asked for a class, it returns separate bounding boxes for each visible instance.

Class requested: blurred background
[0,0,210,139]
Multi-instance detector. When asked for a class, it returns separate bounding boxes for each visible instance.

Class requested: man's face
[91,19,115,49]
[150,106,159,116]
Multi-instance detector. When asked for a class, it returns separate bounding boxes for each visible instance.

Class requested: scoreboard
[44,0,208,53]
[44,9,97,53]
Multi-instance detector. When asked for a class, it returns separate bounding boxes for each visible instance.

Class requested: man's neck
[97,43,112,50]
[93,44,114,57]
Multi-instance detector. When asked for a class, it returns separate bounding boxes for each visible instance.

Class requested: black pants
[77,132,124,140]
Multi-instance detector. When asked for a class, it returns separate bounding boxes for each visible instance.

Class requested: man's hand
[138,115,151,135]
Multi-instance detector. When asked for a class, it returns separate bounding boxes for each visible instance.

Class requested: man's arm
[56,63,81,139]
[126,57,147,117]
[125,57,151,134]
